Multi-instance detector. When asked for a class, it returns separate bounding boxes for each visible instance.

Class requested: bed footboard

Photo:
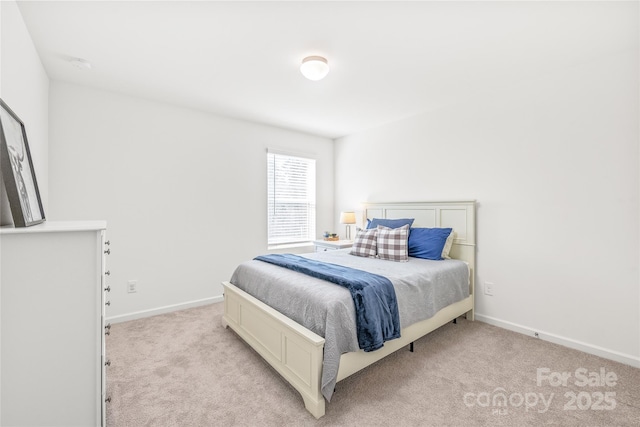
[222,281,326,418]
[222,281,473,419]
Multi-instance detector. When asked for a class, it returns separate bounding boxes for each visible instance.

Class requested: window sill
[267,242,314,251]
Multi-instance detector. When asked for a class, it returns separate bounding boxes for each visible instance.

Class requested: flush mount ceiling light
[70,58,92,70]
[300,56,329,81]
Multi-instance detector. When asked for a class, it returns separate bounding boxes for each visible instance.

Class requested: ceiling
[16,1,638,139]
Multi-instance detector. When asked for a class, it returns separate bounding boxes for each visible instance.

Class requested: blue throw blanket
[254,254,401,352]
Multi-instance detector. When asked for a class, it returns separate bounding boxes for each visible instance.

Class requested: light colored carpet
[106,303,640,426]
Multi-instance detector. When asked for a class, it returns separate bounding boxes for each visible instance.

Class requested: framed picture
[0,98,45,227]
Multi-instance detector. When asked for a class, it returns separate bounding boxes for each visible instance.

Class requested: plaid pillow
[350,227,378,258]
[377,224,410,262]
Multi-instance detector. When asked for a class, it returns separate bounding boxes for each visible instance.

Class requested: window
[267,150,316,246]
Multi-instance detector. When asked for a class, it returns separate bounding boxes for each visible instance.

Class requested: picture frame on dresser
[0,98,45,227]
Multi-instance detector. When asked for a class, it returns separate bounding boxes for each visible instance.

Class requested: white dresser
[0,221,109,426]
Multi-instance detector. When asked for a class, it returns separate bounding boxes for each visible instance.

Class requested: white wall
[335,49,639,365]
[48,82,334,320]
[0,0,49,216]
[1,2,3,420]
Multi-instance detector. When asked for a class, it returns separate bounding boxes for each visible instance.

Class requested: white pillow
[442,230,456,259]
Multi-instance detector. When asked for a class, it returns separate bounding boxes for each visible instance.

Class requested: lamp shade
[300,56,329,81]
[339,211,356,224]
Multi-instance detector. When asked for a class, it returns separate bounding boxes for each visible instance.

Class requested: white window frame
[267,148,316,248]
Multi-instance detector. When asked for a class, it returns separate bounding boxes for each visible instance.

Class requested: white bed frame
[222,201,476,418]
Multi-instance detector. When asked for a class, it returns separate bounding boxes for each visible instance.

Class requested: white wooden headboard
[363,200,476,294]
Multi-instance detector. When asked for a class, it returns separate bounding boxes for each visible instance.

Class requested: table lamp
[339,211,356,240]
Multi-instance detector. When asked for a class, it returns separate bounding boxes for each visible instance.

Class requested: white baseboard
[475,313,640,369]
[107,295,224,324]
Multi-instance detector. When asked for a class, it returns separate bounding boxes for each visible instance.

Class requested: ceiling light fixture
[300,56,329,81]
[70,58,92,70]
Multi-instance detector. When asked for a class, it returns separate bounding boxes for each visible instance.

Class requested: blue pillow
[366,218,415,230]
[408,227,453,260]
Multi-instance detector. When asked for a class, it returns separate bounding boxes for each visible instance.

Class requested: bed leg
[452,318,457,324]
[409,342,414,353]
[221,293,230,329]
[302,395,326,419]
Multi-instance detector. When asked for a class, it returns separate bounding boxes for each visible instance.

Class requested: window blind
[267,151,316,245]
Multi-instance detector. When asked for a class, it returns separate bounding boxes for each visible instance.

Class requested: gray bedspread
[229,249,469,401]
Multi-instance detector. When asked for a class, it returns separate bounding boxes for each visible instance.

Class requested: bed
[222,201,476,418]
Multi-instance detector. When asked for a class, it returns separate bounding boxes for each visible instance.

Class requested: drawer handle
[105,323,111,331]
[105,396,111,403]
[104,286,111,292]
[105,330,110,336]
[105,359,111,367]
[104,249,111,255]
[105,240,110,246]
[105,270,111,276]
[105,301,111,306]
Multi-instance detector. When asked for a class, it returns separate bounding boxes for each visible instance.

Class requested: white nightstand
[313,240,353,252]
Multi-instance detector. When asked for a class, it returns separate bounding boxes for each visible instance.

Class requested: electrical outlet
[484,282,494,296]
[127,280,138,293]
